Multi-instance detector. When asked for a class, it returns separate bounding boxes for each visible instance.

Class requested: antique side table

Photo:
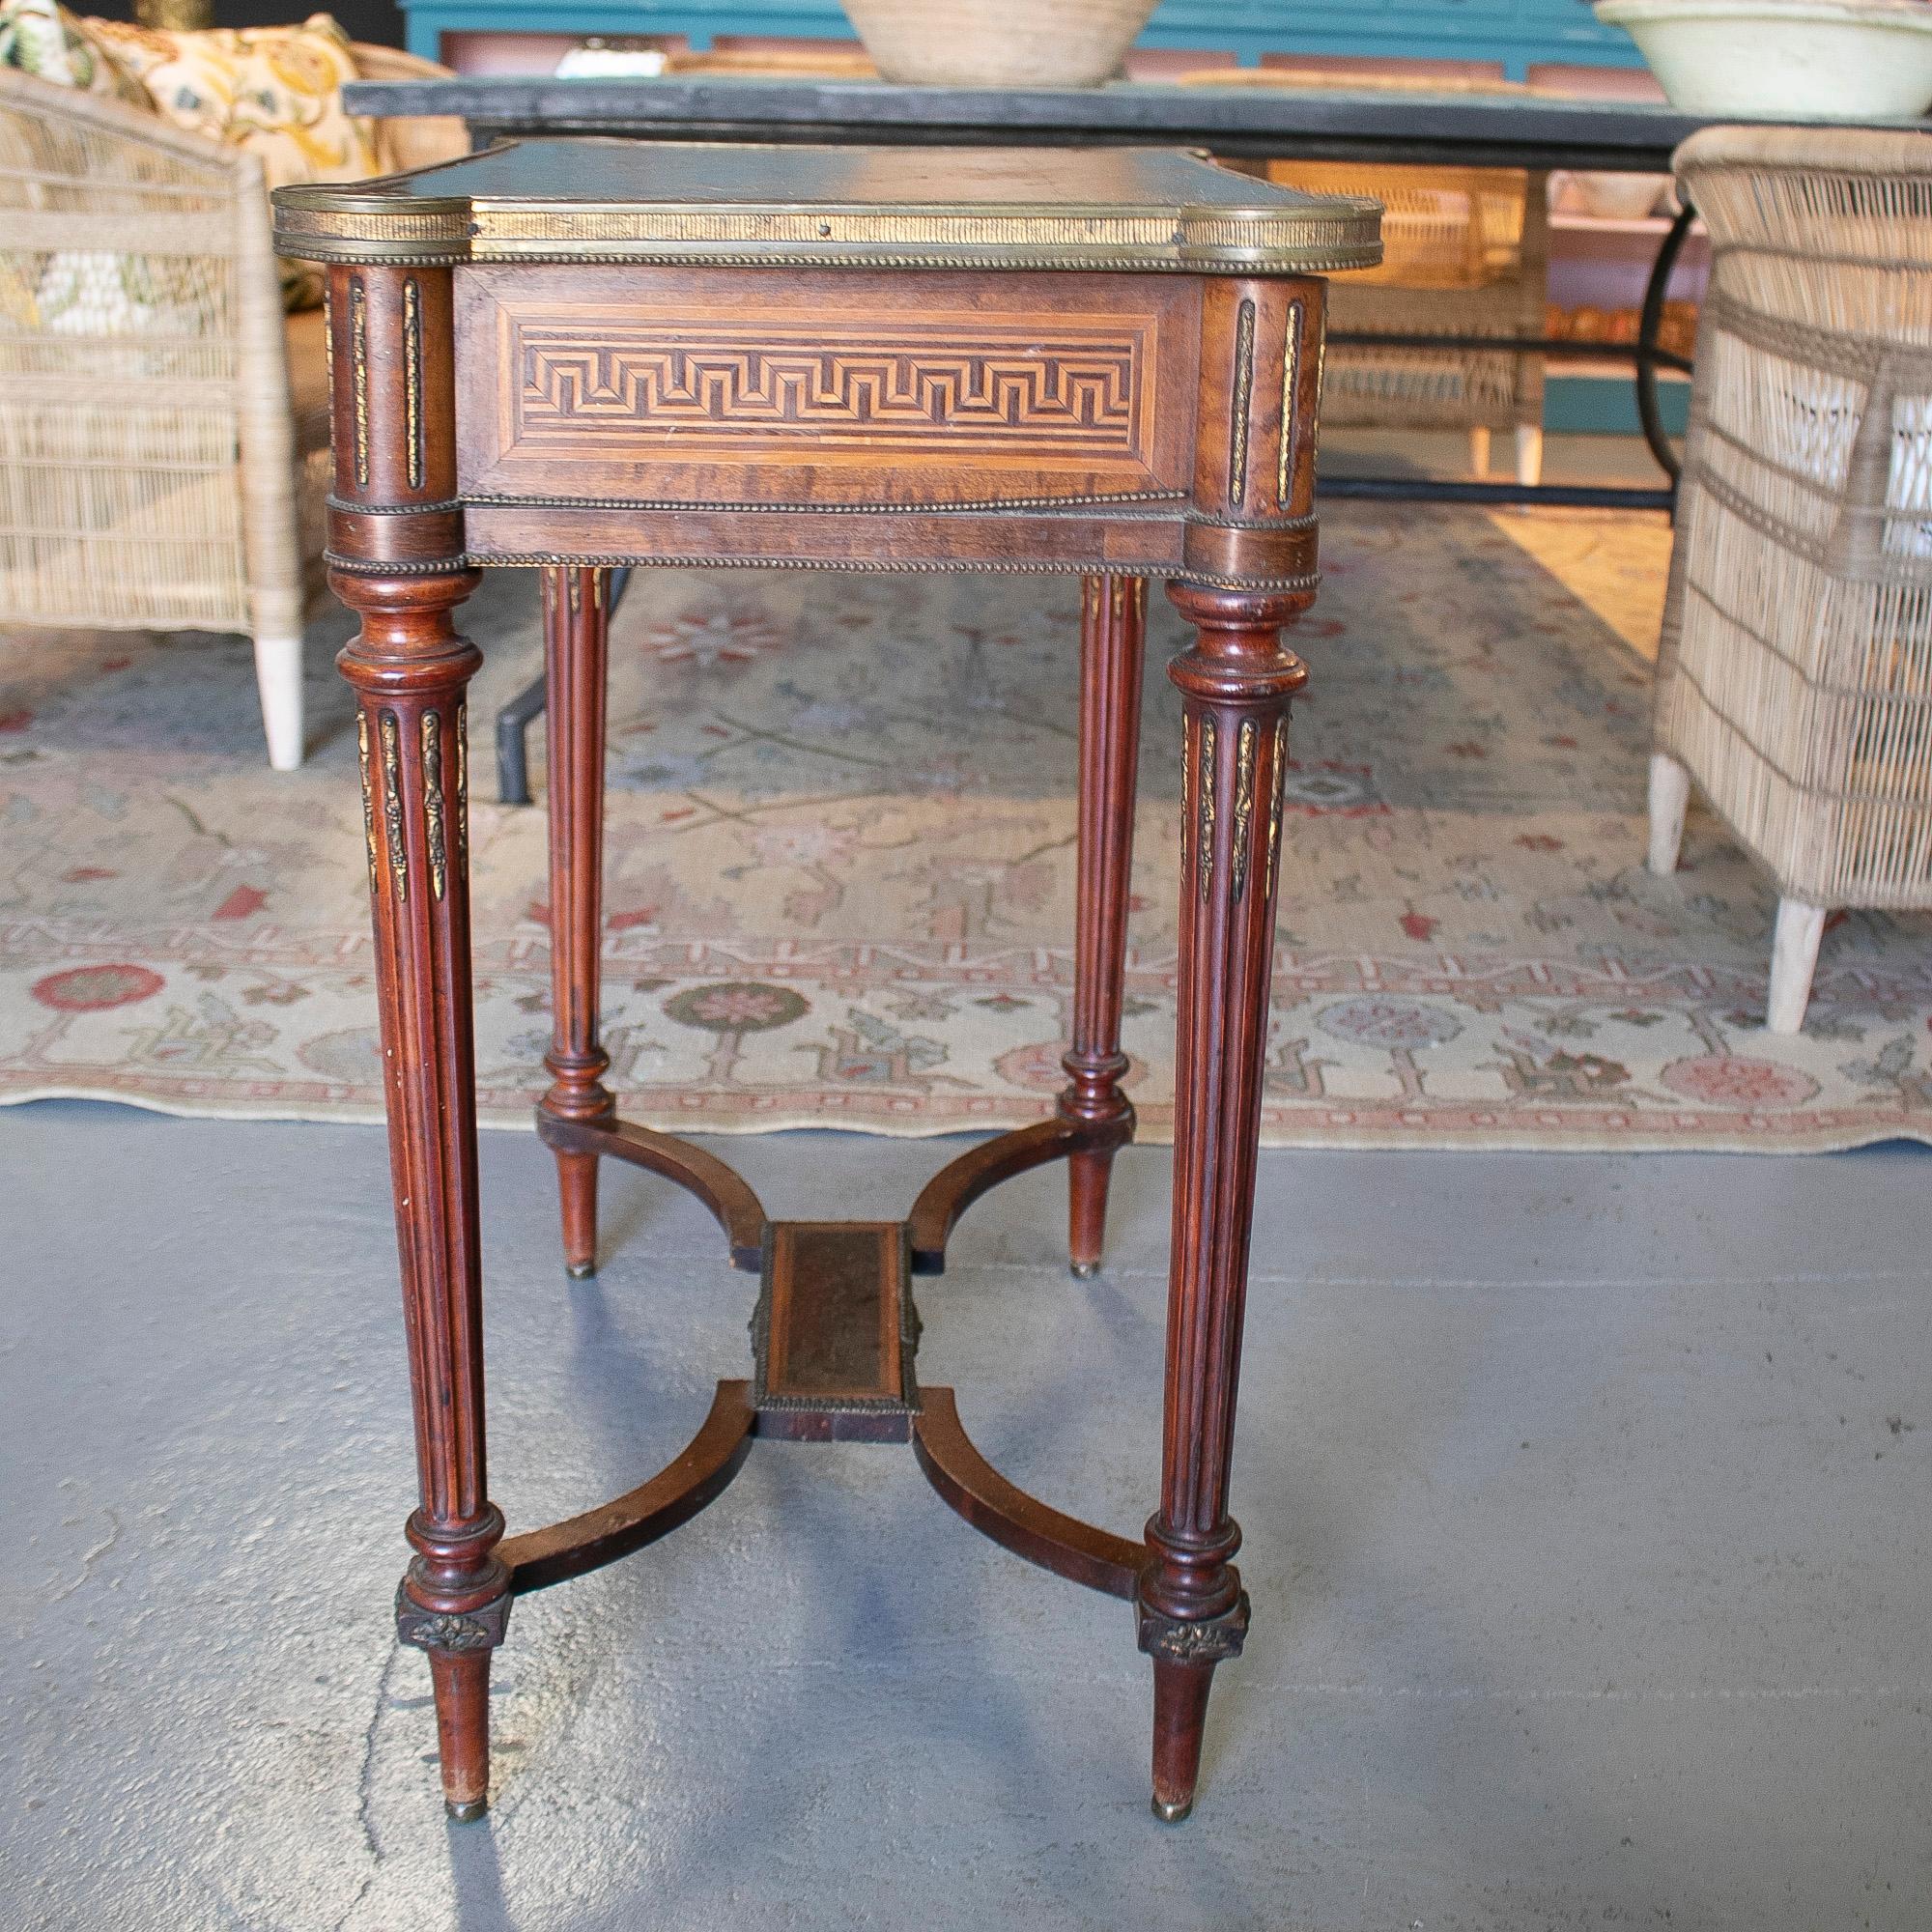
[273,143,1378,1827]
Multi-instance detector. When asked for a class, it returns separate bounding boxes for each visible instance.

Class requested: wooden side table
[274,143,1378,1827]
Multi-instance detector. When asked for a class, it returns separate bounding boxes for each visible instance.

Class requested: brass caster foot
[565,1260,596,1281]
[445,1798,487,1824]
[1152,1794,1192,1825]
[1069,1259,1101,1280]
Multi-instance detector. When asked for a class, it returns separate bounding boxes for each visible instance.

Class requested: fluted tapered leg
[337,572,505,1819]
[1140,582,1307,1823]
[1060,574,1146,1277]
[327,260,506,1821]
[539,565,613,1278]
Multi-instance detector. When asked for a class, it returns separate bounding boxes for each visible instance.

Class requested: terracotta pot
[1594,0,1932,118]
[839,0,1161,87]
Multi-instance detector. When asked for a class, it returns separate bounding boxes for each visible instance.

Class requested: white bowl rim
[1596,0,1932,28]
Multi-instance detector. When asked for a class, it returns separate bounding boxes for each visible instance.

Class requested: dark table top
[339,75,1932,175]
[273,137,1382,271]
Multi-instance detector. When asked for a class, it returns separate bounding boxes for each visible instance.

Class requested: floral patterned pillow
[0,2,197,335]
[83,11,379,309]
[0,0,145,102]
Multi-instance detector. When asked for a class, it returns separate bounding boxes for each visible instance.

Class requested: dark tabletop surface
[311,137,1356,214]
[271,136,1383,271]
[338,75,1932,174]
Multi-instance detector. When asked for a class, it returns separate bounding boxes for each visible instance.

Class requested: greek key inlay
[511,318,1148,457]
[1197,715,1217,902]
[379,710,407,902]
[1230,720,1257,903]
[421,709,446,902]
[1228,298,1256,507]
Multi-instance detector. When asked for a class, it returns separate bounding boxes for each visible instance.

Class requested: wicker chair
[0,51,463,771]
[1267,159,1548,488]
[1648,126,1932,1033]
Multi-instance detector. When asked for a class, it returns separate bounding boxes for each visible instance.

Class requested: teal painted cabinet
[404,0,1641,78]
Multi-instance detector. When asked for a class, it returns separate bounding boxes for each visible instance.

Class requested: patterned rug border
[9,927,1930,1152]
[6,1079,1930,1155]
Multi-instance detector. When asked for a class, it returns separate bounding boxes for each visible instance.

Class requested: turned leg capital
[330,568,483,685]
[1164,582,1311,704]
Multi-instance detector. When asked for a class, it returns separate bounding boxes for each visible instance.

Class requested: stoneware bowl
[1594,0,1932,117]
[839,0,1161,87]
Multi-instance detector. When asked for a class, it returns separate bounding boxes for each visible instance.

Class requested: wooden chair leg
[1140,583,1306,1823]
[1647,752,1691,876]
[1767,897,1827,1036]
[539,565,613,1278]
[1060,575,1146,1277]
[1515,422,1545,491]
[1468,425,1492,478]
[252,630,304,771]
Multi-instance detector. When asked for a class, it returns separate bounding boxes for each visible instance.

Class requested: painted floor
[3,1102,1928,1931]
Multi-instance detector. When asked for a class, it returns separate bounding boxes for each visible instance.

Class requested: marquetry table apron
[274,142,1378,1828]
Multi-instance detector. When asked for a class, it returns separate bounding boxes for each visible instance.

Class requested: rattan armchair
[1648,126,1932,1032]
[1267,160,1548,488]
[0,51,463,771]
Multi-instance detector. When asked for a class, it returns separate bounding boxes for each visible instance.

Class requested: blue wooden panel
[403,0,1643,77]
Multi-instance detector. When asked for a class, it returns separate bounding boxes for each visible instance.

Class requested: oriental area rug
[3,503,1930,1151]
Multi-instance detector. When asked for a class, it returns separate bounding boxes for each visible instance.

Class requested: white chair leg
[1766,899,1827,1036]
[1515,423,1545,491]
[1468,425,1492,478]
[1646,753,1691,875]
[252,631,305,772]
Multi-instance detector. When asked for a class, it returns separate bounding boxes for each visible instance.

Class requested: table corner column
[1142,269,1326,1823]
[325,259,504,1822]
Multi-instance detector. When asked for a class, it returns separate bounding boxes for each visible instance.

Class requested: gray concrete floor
[3,1102,1928,1931]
